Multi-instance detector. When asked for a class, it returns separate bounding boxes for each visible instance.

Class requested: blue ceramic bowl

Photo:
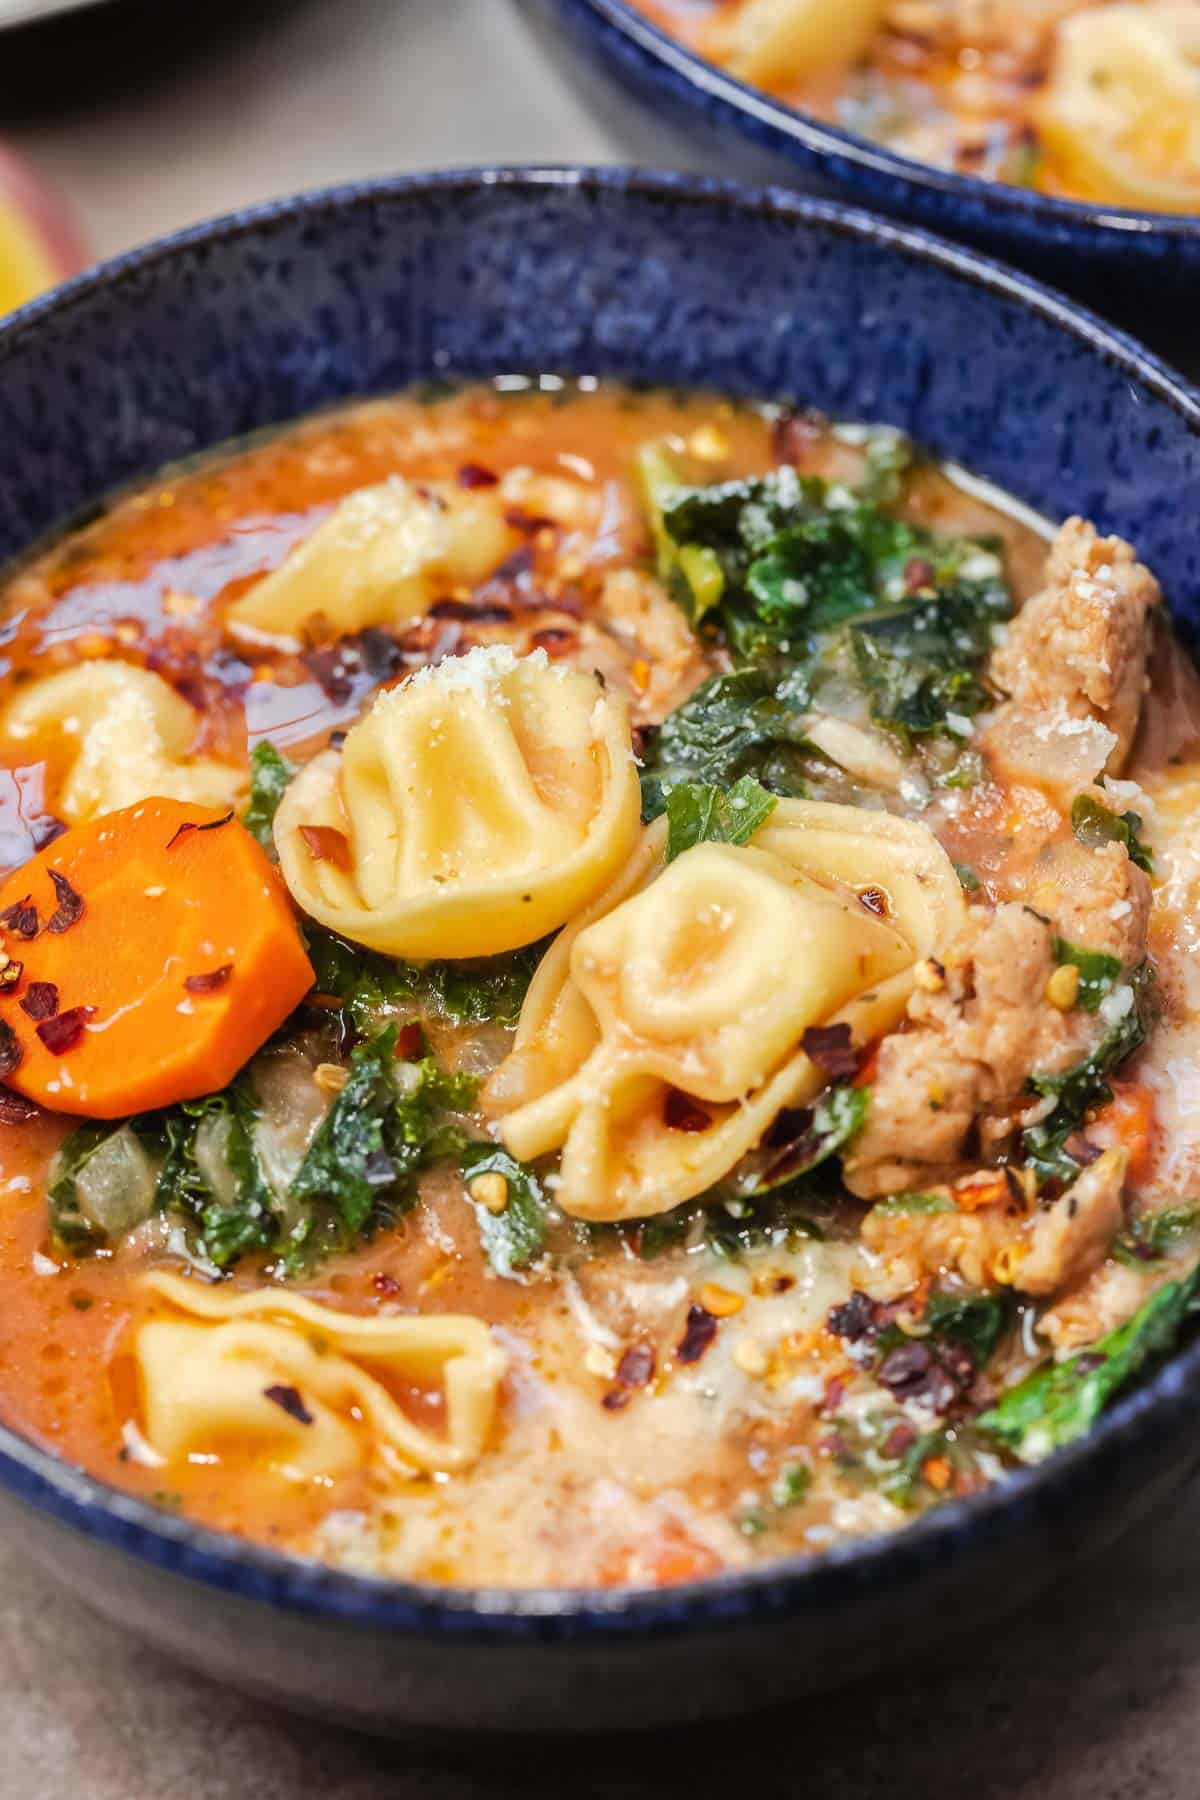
[1,167,1199,1736]
[530,0,1200,308]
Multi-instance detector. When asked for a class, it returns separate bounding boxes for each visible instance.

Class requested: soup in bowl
[0,169,1199,1730]
[628,1,1200,210]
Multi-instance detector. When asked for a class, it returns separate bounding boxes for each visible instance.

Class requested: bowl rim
[2,162,1200,1641]
[557,0,1200,243]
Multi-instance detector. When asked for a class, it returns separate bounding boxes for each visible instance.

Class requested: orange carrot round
[0,798,314,1118]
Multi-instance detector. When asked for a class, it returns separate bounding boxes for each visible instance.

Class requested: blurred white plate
[0,0,109,25]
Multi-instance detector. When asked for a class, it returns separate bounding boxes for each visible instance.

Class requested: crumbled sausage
[844,903,1095,1198]
[984,518,1159,800]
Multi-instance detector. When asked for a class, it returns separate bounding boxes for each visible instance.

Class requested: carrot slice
[0,798,314,1118]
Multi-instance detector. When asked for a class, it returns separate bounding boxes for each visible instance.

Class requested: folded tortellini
[135,1272,506,1483]
[482,800,965,1222]
[1,662,244,824]
[1036,4,1200,210]
[225,466,601,647]
[274,644,642,959]
[705,0,886,87]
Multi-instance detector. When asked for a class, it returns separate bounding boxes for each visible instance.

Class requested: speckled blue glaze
[0,167,1199,1733]
[532,0,1200,302]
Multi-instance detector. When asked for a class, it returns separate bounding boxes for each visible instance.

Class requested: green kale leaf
[306,928,543,1033]
[664,775,777,861]
[461,1145,549,1276]
[924,1288,1012,1366]
[979,1261,1200,1461]
[639,668,819,818]
[1053,937,1122,1013]
[242,741,296,853]
[1115,1203,1200,1266]
[1022,964,1152,1184]
[1071,793,1155,875]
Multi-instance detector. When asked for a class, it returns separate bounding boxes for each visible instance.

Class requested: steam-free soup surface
[0,380,1196,1588]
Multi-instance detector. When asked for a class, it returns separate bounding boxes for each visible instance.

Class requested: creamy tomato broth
[0,380,1197,1589]
[634,1,1200,211]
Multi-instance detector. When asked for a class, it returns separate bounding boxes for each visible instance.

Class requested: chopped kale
[705,1191,826,1260]
[1053,937,1122,1013]
[1071,793,1154,876]
[1022,964,1152,1184]
[242,741,296,853]
[923,1288,1012,1367]
[737,1085,869,1200]
[635,437,1012,793]
[871,1189,956,1218]
[1115,1203,1200,1266]
[48,1122,137,1252]
[639,668,819,817]
[769,1460,812,1509]
[51,1026,480,1275]
[282,1031,477,1273]
[664,776,777,861]
[979,1261,1200,1461]
[306,928,543,1033]
[461,1145,549,1276]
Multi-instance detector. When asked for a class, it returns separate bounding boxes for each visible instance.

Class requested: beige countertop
[2,2,1198,1793]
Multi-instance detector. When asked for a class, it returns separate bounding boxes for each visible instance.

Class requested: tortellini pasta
[274,644,642,960]
[226,466,601,647]
[1036,5,1200,210]
[135,1272,506,1483]
[1,662,244,824]
[705,0,886,87]
[483,800,964,1222]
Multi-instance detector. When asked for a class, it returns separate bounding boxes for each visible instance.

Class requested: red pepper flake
[19,982,58,1022]
[820,1375,846,1416]
[306,991,346,1012]
[1064,1131,1103,1167]
[664,1088,711,1133]
[615,1343,656,1389]
[490,546,535,584]
[0,897,38,939]
[903,556,936,594]
[372,1271,401,1297]
[0,1021,22,1078]
[0,960,22,992]
[676,1304,718,1365]
[428,596,514,624]
[46,868,85,934]
[166,809,234,850]
[857,886,890,918]
[183,965,233,995]
[0,1085,38,1123]
[36,1006,94,1055]
[883,1420,919,1459]
[299,824,353,870]
[801,1023,860,1080]
[503,505,557,536]
[394,1021,425,1061]
[456,462,499,489]
[771,409,821,468]
[263,1383,314,1425]
[528,627,575,657]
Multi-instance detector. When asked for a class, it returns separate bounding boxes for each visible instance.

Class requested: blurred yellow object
[1036,4,1200,211]
[705,0,886,88]
[0,194,63,312]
